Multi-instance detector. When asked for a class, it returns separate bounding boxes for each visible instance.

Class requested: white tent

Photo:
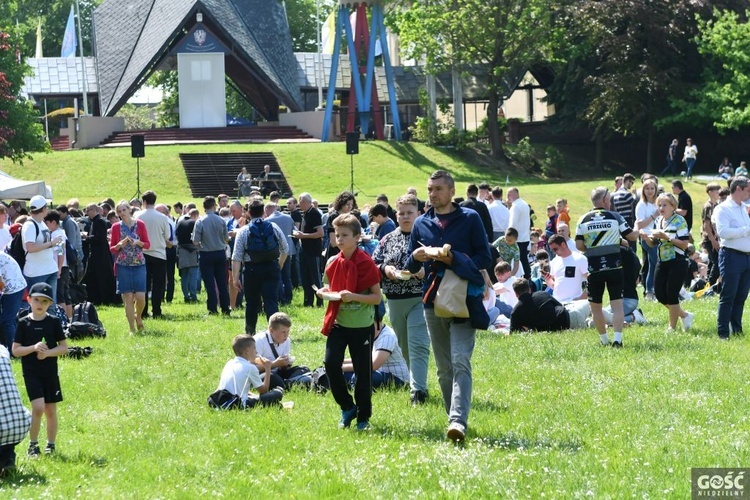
[0,170,53,200]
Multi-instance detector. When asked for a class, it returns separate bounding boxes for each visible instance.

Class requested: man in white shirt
[134,191,172,318]
[488,186,510,241]
[547,235,588,303]
[555,223,579,253]
[713,177,750,340]
[21,195,63,304]
[507,187,531,279]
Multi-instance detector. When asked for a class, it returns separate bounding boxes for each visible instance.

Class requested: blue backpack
[245,219,280,263]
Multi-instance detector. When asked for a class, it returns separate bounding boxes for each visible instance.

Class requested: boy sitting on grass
[342,316,409,390]
[12,283,68,457]
[254,312,312,389]
[317,214,382,431]
[491,227,520,277]
[216,334,284,409]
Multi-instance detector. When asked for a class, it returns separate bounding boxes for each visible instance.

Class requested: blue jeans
[423,308,476,428]
[25,272,58,305]
[243,261,280,334]
[685,158,696,178]
[345,370,405,389]
[640,240,658,294]
[0,289,25,350]
[717,248,750,338]
[604,297,639,324]
[386,296,430,394]
[199,250,230,314]
[180,266,199,300]
[278,258,293,305]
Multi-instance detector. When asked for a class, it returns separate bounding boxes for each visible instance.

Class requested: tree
[546,0,746,170]
[7,0,101,58]
[0,29,48,162]
[684,9,750,133]
[393,0,557,159]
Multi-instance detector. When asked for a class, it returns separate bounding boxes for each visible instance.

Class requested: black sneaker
[410,390,428,406]
[28,443,41,457]
[612,341,623,348]
[44,443,55,455]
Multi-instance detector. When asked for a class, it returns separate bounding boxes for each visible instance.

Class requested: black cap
[29,282,54,301]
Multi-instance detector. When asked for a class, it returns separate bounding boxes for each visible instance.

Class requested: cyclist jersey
[575,209,633,273]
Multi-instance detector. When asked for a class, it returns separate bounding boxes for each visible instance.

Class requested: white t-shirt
[0,252,27,294]
[684,145,698,160]
[635,201,658,234]
[253,331,291,361]
[493,275,518,308]
[374,326,409,382]
[509,198,531,242]
[21,218,57,278]
[550,251,589,303]
[50,228,67,268]
[0,226,11,252]
[216,357,263,404]
[488,200,510,233]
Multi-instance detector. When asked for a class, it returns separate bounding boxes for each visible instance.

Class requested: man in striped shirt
[611,173,636,250]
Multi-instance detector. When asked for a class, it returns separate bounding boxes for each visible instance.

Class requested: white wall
[68,116,125,148]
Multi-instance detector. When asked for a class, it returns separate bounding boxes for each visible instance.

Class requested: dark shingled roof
[93,0,303,117]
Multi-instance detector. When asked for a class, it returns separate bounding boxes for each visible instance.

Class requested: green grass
[1,144,737,496]
[3,291,748,497]
[7,143,711,238]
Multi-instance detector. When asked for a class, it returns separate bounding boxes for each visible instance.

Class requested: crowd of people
[1,164,749,471]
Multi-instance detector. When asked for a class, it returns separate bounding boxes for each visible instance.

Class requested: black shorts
[587,268,624,303]
[57,267,72,305]
[24,371,63,404]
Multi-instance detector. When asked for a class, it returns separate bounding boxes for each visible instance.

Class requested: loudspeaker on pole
[345,132,359,155]
[131,134,145,158]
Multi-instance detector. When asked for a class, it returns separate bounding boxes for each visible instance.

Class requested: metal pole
[350,154,354,194]
[316,0,324,109]
[44,99,49,142]
[75,0,89,115]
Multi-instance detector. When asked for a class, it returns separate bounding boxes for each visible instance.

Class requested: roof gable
[93,0,302,117]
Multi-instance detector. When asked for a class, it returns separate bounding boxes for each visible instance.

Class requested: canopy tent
[0,170,53,200]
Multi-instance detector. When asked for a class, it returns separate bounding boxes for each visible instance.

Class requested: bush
[541,146,566,178]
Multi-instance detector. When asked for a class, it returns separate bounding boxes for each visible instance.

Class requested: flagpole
[74,0,89,115]
[316,0,323,110]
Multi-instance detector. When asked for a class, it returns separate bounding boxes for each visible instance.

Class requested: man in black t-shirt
[292,193,324,307]
[672,180,693,233]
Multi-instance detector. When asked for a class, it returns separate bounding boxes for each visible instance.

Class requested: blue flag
[61,5,77,57]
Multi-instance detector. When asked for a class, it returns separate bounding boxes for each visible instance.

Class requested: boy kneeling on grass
[216,334,284,409]
[12,283,68,457]
[317,214,382,431]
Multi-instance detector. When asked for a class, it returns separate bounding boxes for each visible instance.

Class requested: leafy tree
[116,103,156,131]
[684,9,750,133]
[393,0,557,159]
[7,0,100,58]
[546,0,746,170]
[0,29,48,162]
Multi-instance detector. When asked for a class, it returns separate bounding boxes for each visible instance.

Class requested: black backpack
[8,222,39,269]
[245,219,280,263]
[73,301,101,326]
[207,389,243,410]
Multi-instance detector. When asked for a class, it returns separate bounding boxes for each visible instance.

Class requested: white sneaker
[682,312,694,330]
[679,288,693,301]
[446,422,466,442]
[632,308,647,325]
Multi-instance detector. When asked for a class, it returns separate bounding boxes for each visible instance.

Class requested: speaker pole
[133,157,142,201]
[350,154,354,194]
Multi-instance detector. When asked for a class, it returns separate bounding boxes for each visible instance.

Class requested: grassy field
[5,142,713,238]
[1,144,739,497]
[2,288,747,498]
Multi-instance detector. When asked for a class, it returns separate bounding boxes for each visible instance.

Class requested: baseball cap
[29,195,48,211]
[29,283,54,301]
